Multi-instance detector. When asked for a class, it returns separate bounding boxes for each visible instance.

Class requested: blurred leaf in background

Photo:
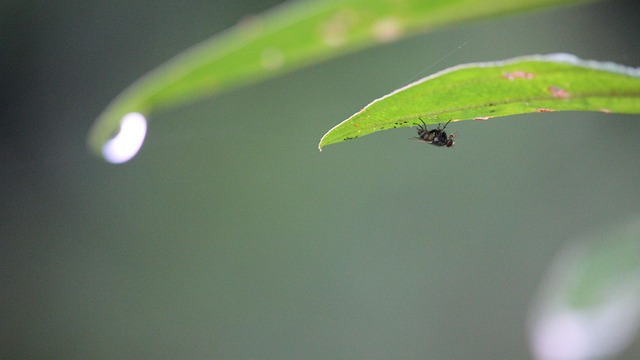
[529,218,640,360]
[86,0,594,161]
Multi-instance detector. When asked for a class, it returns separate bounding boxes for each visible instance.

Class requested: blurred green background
[2,0,640,358]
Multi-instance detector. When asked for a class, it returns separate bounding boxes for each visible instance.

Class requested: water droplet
[102,112,147,164]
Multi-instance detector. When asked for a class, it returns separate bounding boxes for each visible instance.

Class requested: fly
[413,119,455,148]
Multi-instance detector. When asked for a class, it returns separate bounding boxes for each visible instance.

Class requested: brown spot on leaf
[261,48,284,70]
[502,71,534,80]
[547,86,570,99]
[321,9,359,47]
[373,18,403,42]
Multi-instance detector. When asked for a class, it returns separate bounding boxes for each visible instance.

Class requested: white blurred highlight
[101,112,147,164]
[529,244,640,360]
[532,290,640,360]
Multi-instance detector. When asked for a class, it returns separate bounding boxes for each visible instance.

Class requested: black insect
[413,119,455,147]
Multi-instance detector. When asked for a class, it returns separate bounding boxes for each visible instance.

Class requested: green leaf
[318,53,640,150]
[88,0,593,159]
